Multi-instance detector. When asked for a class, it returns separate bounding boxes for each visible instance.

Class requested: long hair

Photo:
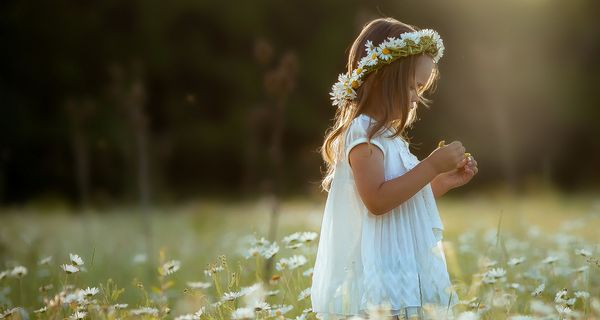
[318,17,441,192]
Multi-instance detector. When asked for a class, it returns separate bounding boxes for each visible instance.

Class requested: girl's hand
[425,140,466,174]
[436,154,479,190]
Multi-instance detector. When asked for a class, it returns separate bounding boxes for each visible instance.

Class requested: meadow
[0,187,599,320]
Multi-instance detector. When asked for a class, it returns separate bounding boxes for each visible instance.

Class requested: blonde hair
[318,17,440,192]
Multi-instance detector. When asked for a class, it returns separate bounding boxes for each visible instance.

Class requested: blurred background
[2,0,599,209]
[0,0,600,317]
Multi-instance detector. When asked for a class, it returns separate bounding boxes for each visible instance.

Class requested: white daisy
[400,32,419,44]
[507,256,526,266]
[33,306,48,314]
[161,260,181,276]
[39,256,53,265]
[204,265,224,277]
[10,266,27,278]
[555,304,572,316]
[364,40,374,52]
[82,287,99,297]
[531,283,545,296]
[266,289,279,296]
[61,264,80,274]
[541,255,559,264]
[303,267,314,277]
[231,307,255,320]
[575,248,592,257]
[221,290,244,301]
[275,255,307,271]
[297,287,311,301]
[268,304,294,317]
[376,43,393,61]
[574,291,590,299]
[187,281,211,289]
[249,301,270,312]
[70,310,87,319]
[282,231,318,248]
[554,288,568,303]
[70,254,84,266]
[130,307,159,316]
[574,265,588,273]
[174,314,199,320]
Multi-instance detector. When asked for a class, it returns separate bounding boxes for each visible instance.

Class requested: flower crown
[330,29,445,107]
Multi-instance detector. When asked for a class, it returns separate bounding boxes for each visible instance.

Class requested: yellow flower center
[356,68,362,74]
[371,53,377,59]
[351,80,359,89]
[382,48,390,55]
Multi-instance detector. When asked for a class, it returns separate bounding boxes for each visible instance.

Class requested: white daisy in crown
[330,28,444,107]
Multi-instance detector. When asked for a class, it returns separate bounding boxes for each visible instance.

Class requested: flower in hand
[437,153,479,190]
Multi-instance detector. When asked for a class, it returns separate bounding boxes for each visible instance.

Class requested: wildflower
[456,311,480,320]
[10,266,27,278]
[70,310,87,319]
[33,306,48,314]
[112,303,128,309]
[242,282,267,307]
[297,288,311,301]
[555,304,572,317]
[269,304,293,317]
[574,291,590,299]
[282,232,318,249]
[70,254,84,266]
[266,289,279,296]
[554,288,568,303]
[507,257,526,267]
[231,307,255,320]
[186,281,211,289]
[39,256,53,265]
[574,265,588,273]
[531,283,545,296]
[541,255,558,264]
[0,271,7,280]
[174,308,204,320]
[160,260,181,276]
[61,264,80,274]
[204,265,224,277]
[132,253,147,264]
[575,248,592,257]
[530,300,553,316]
[82,287,99,297]
[130,307,159,316]
[275,255,307,271]
[482,268,506,284]
[303,267,314,277]
[1,308,21,319]
[221,290,245,301]
[245,241,279,259]
[249,301,270,312]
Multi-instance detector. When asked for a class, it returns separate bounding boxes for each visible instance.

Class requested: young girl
[310,18,479,320]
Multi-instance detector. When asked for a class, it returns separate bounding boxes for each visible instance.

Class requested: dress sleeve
[344,118,386,162]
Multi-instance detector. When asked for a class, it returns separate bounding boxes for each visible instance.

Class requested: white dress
[310,114,460,320]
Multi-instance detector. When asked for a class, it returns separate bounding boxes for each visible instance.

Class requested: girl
[310,17,479,320]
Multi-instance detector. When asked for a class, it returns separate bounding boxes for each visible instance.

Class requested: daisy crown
[330,28,444,107]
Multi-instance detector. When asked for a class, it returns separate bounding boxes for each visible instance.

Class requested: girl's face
[409,54,435,108]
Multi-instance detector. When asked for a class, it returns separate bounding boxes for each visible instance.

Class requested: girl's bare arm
[348,143,438,215]
[431,176,450,198]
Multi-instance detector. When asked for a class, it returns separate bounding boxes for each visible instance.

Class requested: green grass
[0,188,599,319]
